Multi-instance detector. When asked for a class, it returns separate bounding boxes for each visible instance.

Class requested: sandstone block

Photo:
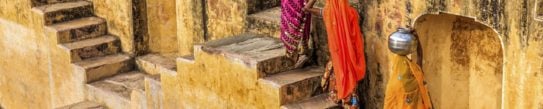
[61,35,120,62]
[56,101,107,109]
[136,54,177,75]
[281,94,339,109]
[73,54,133,82]
[32,1,94,25]
[45,17,107,44]
[247,7,281,38]
[259,67,324,105]
[201,34,294,77]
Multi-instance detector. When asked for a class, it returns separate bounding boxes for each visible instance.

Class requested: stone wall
[146,0,177,54]
[92,0,135,55]
[205,0,247,40]
[358,0,543,108]
[176,0,205,56]
[0,0,542,108]
[414,14,503,109]
[0,0,52,108]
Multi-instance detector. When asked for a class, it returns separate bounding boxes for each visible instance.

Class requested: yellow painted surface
[92,0,135,55]
[38,9,83,109]
[414,14,503,109]
[147,0,178,54]
[0,18,52,109]
[0,0,52,108]
[176,0,204,56]
[163,49,281,108]
[0,0,542,108]
[206,0,246,40]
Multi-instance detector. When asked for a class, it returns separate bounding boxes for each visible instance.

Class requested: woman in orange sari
[304,0,366,107]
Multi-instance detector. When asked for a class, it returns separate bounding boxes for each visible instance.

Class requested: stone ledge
[136,53,177,75]
[247,0,281,14]
[60,35,120,62]
[281,94,339,109]
[259,66,324,105]
[73,54,133,82]
[247,7,281,38]
[31,0,94,25]
[201,33,294,77]
[86,71,149,109]
[56,101,106,109]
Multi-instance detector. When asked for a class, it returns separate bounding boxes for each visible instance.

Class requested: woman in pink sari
[281,0,313,68]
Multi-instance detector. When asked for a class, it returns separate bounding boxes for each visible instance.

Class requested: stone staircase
[32,0,336,108]
[167,1,338,108]
[32,0,168,108]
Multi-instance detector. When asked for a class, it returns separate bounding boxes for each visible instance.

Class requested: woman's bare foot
[328,90,340,104]
[294,55,309,68]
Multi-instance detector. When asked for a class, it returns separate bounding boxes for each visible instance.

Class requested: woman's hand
[304,0,317,11]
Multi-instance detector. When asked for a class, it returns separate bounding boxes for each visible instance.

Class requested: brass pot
[388,28,417,55]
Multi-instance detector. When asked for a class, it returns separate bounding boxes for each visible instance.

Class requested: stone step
[32,0,94,25]
[46,17,107,44]
[61,35,120,62]
[247,0,281,14]
[86,71,148,109]
[247,7,281,38]
[281,94,340,109]
[32,0,82,7]
[46,0,81,5]
[144,75,163,109]
[200,33,294,77]
[177,55,195,64]
[56,101,107,109]
[259,66,324,105]
[73,54,133,83]
[136,53,177,75]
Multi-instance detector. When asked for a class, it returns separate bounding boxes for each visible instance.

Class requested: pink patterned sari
[281,0,312,57]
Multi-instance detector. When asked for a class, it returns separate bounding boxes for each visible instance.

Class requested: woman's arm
[303,0,322,16]
[305,0,317,9]
[304,8,322,16]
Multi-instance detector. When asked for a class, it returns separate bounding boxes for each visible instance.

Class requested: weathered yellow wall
[414,14,503,109]
[359,0,543,108]
[1,0,542,108]
[92,0,135,55]
[163,49,281,109]
[0,0,52,108]
[146,0,178,54]
[206,0,246,40]
[176,0,204,56]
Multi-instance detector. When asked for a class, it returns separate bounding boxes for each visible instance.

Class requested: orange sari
[323,0,366,99]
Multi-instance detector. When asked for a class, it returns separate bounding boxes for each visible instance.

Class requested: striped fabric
[280,0,312,55]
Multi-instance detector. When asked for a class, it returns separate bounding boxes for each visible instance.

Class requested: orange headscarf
[323,0,366,99]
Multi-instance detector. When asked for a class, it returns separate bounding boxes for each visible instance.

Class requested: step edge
[136,54,177,76]
[33,1,92,14]
[86,83,132,104]
[259,66,324,88]
[46,17,106,32]
[280,94,339,109]
[60,35,117,50]
[73,54,131,69]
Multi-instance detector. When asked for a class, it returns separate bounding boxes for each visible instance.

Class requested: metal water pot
[388,28,417,55]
